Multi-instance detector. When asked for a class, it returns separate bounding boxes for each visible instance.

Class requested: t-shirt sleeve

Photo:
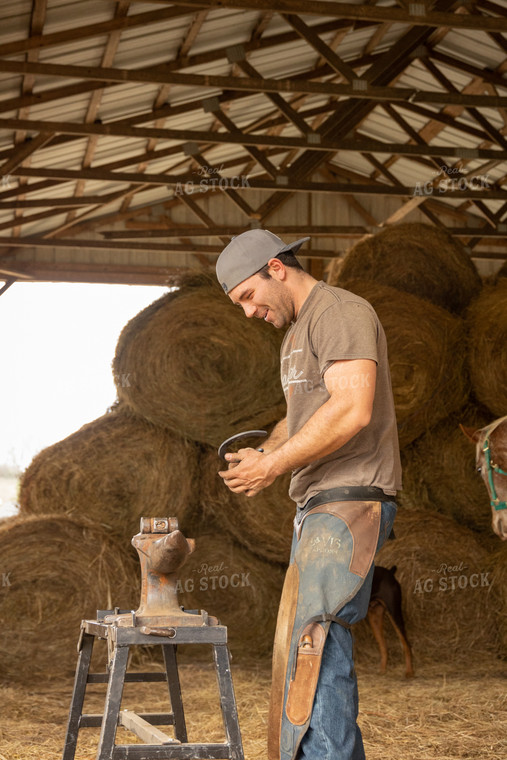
[310,300,379,377]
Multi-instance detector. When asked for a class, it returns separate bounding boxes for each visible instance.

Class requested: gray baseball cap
[216,229,310,294]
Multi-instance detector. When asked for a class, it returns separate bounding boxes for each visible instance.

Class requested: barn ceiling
[0,0,506,290]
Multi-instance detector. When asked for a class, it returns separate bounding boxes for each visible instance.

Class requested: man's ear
[267,257,286,280]
[459,423,481,443]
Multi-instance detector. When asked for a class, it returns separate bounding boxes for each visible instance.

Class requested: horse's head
[461,416,507,541]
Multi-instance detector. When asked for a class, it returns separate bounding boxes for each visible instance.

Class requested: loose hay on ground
[200,446,294,565]
[18,405,200,543]
[466,279,507,417]
[374,509,503,660]
[487,548,507,656]
[0,514,139,682]
[1,658,506,760]
[321,280,469,448]
[327,223,482,314]
[112,272,285,447]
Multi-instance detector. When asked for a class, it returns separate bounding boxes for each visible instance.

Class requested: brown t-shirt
[280,281,402,507]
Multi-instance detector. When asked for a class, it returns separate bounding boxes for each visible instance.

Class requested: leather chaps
[268,500,382,760]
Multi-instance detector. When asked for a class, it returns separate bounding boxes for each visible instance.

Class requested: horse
[461,415,507,541]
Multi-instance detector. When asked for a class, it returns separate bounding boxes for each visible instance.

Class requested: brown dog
[367,565,414,677]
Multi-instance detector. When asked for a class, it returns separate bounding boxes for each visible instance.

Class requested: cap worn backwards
[216,229,310,295]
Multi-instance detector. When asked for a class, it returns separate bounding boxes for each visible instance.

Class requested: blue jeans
[297,501,397,760]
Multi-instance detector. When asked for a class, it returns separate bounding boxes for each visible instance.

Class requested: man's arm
[263,418,288,454]
[219,358,376,496]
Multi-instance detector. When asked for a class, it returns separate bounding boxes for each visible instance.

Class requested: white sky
[0,281,167,470]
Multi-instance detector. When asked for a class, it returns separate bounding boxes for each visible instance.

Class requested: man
[216,229,401,760]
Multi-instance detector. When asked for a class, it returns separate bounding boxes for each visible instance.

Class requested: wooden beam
[62,0,132,229]
[0,114,505,161]
[130,0,507,32]
[0,59,414,99]
[283,14,357,82]
[1,57,506,106]
[101,224,372,238]
[8,164,505,200]
[0,6,193,57]
[0,236,340,257]
[0,191,129,208]
[118,711,178,746]
[0,276,16,295]
[234,58,313,134]
[252,0,462,220]
[0,259,185,285]
[0,132,53,176]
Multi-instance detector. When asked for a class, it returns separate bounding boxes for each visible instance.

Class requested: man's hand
[218,448,277,497]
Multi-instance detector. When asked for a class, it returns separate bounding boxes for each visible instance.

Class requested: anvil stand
[61,517,244,760]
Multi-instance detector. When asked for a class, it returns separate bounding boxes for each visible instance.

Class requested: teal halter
[482,435,507,512]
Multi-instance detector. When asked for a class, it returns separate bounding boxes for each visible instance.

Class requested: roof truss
[0,0,505,285]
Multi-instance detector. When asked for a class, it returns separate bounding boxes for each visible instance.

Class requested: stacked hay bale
[199,445,294,565]
[6,272,289,681]
[0,514,139,681]
[112,271,285,447]
[5,229,505,684]
[109,272,290,656]
[399,408,493,536]
[327,222,482,314]
[18,403,201,543]
[176,533,286,657]
[465,278,507,418]
[327,279,470,448]
[353,509,502,668]
[328,223,506,661]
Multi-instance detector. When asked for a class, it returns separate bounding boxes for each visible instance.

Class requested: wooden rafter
[126,0,507,33]
[0,0,504,281]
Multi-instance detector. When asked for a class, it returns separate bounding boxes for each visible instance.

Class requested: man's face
[228,269,294,329]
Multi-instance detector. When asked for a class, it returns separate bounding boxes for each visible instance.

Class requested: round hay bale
[487,549,507,657]
[466,279,507,417]
[176,533,285,658]
[327,223,481,314]
[372,509,500,660]
[18,405,200,543]
[112,272,285,447]
[400,408,493,535]
[0,514,139,682]
[325,280,470,448]
[199,447,294,565]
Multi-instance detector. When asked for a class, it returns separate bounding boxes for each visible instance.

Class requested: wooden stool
[62,611,244,760]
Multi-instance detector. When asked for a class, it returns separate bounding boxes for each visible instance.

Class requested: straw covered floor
[1,655,506,760]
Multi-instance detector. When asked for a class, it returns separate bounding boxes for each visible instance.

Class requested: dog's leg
[385,611,414,678]
[367,600,388,674]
